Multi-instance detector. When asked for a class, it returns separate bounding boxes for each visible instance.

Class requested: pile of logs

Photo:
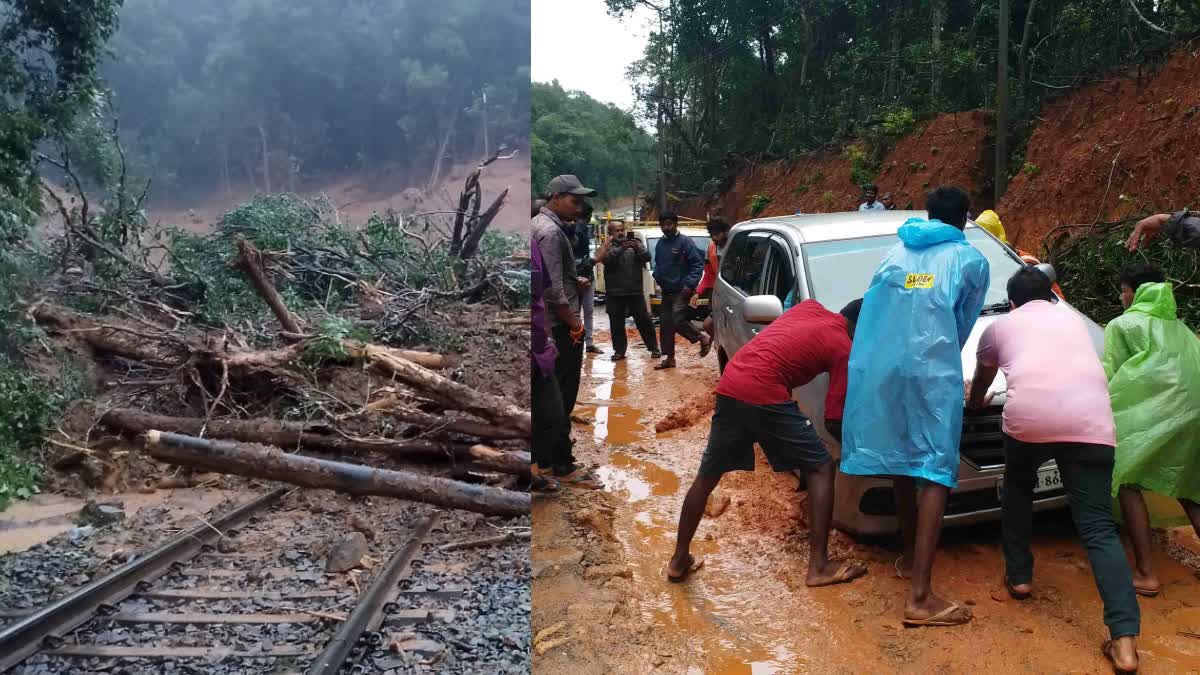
[34,238,531,517]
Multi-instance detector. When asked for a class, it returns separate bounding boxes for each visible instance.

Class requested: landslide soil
[1001,49,1200,249]
[672,110,994,223]
[532,313,1200,674]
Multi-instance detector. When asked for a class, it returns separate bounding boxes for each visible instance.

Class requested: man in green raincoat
[1104,262,1200,597]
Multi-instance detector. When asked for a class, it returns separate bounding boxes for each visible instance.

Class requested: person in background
[840,186,989,628]
[690,217,732,340]
[532,175,601,488]
[529,235,563,494]
[858,184,886,211]
[653,211,711,370]
[880,192,896,210]
[597,220,660,361]
[967,267,1139,673]
[573,202,601,355]
[667,299,867,589]
[974,210,1065,300]
[532,198,547,218]
[1126,209,1200,251]
[1104,262,1200,600]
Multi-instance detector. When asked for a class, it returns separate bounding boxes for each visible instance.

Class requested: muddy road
[533,314,1200,674]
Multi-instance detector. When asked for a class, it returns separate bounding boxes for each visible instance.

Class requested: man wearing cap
[532,175,602,488]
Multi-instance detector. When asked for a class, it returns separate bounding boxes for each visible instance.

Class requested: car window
[645,235,659,269]
[723,231,774,295]
[720,232,751,281]
[801,228,1023,313]
[755,236,795,302]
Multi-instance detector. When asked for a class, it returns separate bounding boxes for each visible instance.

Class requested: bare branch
[1127,0,1169,35]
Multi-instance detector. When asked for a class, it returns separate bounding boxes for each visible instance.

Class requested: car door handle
[724,306,734,315]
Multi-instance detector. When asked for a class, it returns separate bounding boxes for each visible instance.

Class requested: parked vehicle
[712,211,1103,536]
[595,225,712,321]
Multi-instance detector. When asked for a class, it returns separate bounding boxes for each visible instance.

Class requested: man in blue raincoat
[841,186,990,628]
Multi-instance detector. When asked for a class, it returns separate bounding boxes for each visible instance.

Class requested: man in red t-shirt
[667,298,868,587]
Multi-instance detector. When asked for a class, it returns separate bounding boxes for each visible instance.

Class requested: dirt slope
[1000,49,1200,249]
[671,110,993,222]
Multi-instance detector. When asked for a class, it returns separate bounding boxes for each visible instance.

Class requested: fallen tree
[101,408,528,476]
[145,431,529,517]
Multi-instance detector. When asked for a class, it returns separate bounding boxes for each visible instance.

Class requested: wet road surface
[537,313,1200,673]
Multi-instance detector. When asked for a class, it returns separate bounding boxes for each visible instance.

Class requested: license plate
[650,297,661,306]
[997,466,1062,501]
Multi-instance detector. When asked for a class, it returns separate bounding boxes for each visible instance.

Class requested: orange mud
[1001,49,1200,249]
[533,313,1200,673]
[670,110,994,224]
[655,392,717,435]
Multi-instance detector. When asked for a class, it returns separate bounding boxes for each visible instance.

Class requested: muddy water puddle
[0,488,235,554]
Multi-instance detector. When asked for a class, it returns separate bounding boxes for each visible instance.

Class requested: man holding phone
[598,220,660,361]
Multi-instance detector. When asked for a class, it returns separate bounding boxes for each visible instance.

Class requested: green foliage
[531,81,655,202]
[1054,227,1200,329]
[1022,162,1041,176]
[102,0,530,198]
[0,356,89,510]
[843,144,881,188]
[748,194,772,218]
[0,0,123,232]
[610,0,1192,195]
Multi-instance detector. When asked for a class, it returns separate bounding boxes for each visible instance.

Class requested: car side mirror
[1034,262,1057,285]
[743,295,783,324]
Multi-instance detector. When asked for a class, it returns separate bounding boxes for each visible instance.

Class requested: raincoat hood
[975,210,1008,243]
[1127,282,1177,321]
[897,217,965,249]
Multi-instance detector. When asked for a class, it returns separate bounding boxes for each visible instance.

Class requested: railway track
[0,488,481,674]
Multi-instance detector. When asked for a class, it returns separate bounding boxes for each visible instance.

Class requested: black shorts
[698,395,831,476]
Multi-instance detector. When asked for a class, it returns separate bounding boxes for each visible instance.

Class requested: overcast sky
[530,0,655,110]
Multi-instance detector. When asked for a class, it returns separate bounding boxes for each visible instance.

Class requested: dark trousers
[659,291,702,357]
[1001,435,1140,640]
[606,295,659,356]
[531,366,574,473]
[551,324,583,419]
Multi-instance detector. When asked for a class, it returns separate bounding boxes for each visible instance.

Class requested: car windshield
[645,234,710,270]
[801,228,1023,313]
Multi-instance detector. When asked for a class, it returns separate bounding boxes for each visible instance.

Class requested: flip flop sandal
[557,469,602,490]
[1102,640,1138,674]
[699,340,712,357]
[531,475,561,494]
[902,602,972,627]
[808,561,868,587]
[1133,585,1159,598]
[654,361,676,370]
[666,555,705,583]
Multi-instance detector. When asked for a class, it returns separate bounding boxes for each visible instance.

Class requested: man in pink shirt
[967,266,1139,673]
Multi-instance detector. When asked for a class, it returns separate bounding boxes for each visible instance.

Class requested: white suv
[712,211,1105,536]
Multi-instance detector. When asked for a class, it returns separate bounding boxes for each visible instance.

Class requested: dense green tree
[608,0,1197,195]
[531,81,655,205]
[0,0,123,237]
[98,0,530,200]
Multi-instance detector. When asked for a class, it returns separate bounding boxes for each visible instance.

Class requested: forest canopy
[606,0,1199,194]
[102,0,530,200]
[532,80,655,205]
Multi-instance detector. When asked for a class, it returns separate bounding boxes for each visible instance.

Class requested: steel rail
[305,514,438,675]
[0,487,286,671]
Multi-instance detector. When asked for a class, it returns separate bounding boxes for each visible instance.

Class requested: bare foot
[903,593,973,626]
[806,560,868,587]
[1104,635,1139,672]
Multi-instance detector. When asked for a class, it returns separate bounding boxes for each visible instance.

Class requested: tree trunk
[146,431,530,516]
[460,188,509,261]
[429,106,459,190]
[1017,0,1039,96]
[257,122,272,194]
[234,235,303,334]
[930,0,945,102]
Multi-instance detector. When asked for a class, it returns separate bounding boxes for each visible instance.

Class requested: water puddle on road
[584,355,648,445]
[598,450,799,673]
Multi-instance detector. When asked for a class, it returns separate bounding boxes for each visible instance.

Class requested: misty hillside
[97,0,530,206]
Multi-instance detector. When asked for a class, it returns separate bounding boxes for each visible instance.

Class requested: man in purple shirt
[530,236,563,492]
